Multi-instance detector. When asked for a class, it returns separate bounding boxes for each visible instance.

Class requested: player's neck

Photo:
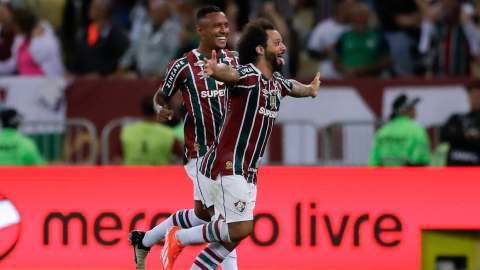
[255,59,273,80]
[197,45,221,58]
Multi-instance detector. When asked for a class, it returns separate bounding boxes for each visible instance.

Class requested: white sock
[191,242,231,270]
[176,219,231,246]
[220,249,238,270]
[142,209,205,247]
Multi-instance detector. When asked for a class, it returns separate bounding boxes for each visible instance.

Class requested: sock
[220,249,238,270]
[190,242,230,270]
[142,209,205,247]
[176,219,231,246]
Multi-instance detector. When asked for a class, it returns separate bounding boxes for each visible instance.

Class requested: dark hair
[197,5,222,23]
[1,108,22,129]
[467,80,480,92]
[236,18,275,65]
[12,9,37,34]
[141,97,156,116]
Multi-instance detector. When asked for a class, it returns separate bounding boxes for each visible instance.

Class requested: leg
[162,175,255,270]
[129,158,210,270]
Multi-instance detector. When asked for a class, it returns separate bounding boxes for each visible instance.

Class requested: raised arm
[202,50,240,86]
[288,72,321,98]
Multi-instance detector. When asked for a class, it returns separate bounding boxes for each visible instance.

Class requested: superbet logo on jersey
[0,194,21,261]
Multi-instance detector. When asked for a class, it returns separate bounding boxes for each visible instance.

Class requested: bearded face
[265,49,284,72]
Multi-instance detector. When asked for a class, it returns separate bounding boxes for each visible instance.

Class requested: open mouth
[216,36,226,41]
[277,54,285,65]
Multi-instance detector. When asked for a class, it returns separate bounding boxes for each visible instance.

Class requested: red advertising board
[0,167,479,269]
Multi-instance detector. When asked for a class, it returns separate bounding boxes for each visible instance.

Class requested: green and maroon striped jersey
[200,64,293,183]
[158,49,239,160]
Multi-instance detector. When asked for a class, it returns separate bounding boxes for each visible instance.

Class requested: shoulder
[236,64,260,78]
[166,56,190,74]
[273,71,286,79]
[230,50,239,58]
[17,135,38,150]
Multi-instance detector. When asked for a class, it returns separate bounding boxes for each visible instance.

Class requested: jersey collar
[192,49,226,60]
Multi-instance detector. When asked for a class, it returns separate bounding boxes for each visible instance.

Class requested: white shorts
[184,157,214,207]
[201,174,257,224]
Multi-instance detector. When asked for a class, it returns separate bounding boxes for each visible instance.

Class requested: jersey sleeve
[228,65,259,96]
[273,72,293,97]
[158,57,189,97]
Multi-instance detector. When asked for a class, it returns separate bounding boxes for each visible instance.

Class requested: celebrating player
[127,5,239,270]
[159,18,321,270]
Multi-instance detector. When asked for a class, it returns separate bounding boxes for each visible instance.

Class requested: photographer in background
[368,94,431,166]
[0,108,45,166]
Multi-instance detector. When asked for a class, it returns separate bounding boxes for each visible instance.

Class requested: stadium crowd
[2,0,480,78]
[1,0,480,167]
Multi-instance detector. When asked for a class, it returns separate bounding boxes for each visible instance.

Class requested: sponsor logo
[200,89,226,98]
[258,107,278,119]
[194,142,200,151]
[226,161,233,170]
[248,167,258,173]
[0,194,21,261]
[234,200,246,213]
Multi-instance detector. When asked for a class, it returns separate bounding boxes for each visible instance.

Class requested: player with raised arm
[127,6,239,270]
[159,18,321,270]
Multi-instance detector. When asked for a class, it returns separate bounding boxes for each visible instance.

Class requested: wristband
[155,104,163,114]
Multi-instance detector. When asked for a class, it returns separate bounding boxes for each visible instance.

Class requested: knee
[228,221,253,242]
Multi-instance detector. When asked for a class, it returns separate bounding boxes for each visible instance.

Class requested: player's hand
[201,50,217,79]
[309,72,321,98]
[156,108,174,124]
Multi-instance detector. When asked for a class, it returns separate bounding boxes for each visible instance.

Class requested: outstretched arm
[288,72,321,98]
[202,50,240,86]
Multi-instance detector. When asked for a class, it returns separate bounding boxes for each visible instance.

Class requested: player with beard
[159,19,321,270]
[127,6,240,270]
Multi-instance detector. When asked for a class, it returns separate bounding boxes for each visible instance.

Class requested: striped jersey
[159,49,239,160]
[200,64,293,183]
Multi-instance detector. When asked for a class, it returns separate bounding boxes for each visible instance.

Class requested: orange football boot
[160,226,185,270]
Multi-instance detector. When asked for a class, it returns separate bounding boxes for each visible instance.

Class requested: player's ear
[196,25,202,35]
[256,46,264,55]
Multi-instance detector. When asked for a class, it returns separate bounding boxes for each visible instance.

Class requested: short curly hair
[236,19,275,65]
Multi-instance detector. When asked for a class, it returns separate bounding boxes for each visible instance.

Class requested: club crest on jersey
[226,161,233,170]
[194,142,200,151]
[234,200,246,213]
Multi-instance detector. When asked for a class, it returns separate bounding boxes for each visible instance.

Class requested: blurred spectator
[129,0,149,42]
[333,3,393,77]
[418,0,479,76]
[0,108,45,166]
[368,94,431,166]
[374,0,422,76]
[0,9,65,76]
[307,0,355,78]
[172,0,200,59]
[117,0,180,78]
[438,81,480,165]
[120,97,182,165]
[0,2,14,61]
[61,0,92,71]
[72,0,129,76]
